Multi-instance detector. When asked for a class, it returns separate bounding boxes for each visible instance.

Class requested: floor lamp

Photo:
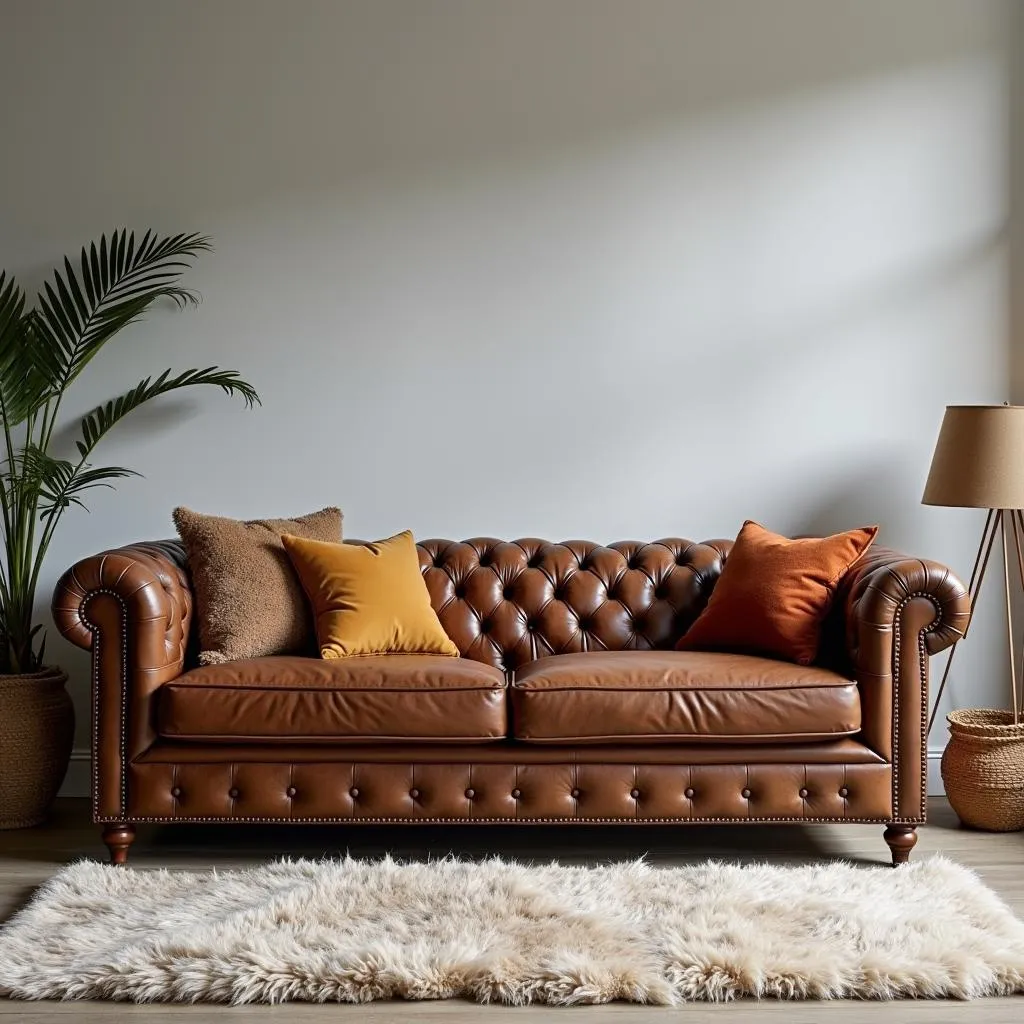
[923,404,1024,732]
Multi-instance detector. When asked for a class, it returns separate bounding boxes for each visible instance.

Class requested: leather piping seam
[511,682,856,692]
[165,684,506,693]
[158,733,508,743]
[516,730,861,743]
[99,813,924,825]
[132,753,889,766]
[889,590,940,821]
[80,589,130,821]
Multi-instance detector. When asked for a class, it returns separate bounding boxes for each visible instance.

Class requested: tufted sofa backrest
[416,538,730,673]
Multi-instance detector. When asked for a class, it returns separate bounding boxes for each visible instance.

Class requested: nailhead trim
[72,550,191,823]
[80,588,129,821]
[100,813,925,825]
[917,616,932,820]
[890,591,940,822]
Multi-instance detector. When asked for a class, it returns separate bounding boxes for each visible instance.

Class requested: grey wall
[1013,1,1024,402]
[0,0,1016,785]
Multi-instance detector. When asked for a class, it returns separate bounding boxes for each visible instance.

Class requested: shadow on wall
[0,249,211,465]
[533,226,1006,537]
[47,396,202,463]
[798,460,925,541]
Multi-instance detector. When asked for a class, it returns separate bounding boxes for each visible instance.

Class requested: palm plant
[0,230,258,675]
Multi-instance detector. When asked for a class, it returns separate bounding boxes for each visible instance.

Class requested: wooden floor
[1,798,1022,1022]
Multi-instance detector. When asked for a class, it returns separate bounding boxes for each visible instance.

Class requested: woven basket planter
[0,666,74,829]
[941,708,1024,832]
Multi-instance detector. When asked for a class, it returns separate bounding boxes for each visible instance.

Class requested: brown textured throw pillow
[173,506,342,665]
[676,520,877,665]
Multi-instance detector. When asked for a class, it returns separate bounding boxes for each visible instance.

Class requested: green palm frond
[0,271,26,373]
[78,367,260,459]
[24,230,213,419]
[0,230,258,672]
[0,271,33,425]
[19,444,138,516]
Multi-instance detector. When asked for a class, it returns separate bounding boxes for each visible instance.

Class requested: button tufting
[286,786,297,798]
[511,788,522,799]
[228,787,240,799]
[409,788,420,800]
[741,788,751,799]
[349,787,360,798]
[684,787,695,798]
[465,788,475,799]
[630,788,641,799]
[839,787,849,798]
[170,786,181,798]
[503,587,514,600]
[799,788,809,798]
[570,788,581,799]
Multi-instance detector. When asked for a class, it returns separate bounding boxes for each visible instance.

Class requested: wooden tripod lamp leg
[927,508,999,736]
[1005,512,1022,726]
[1013,510,1024,720]
[1007,509,1024,720]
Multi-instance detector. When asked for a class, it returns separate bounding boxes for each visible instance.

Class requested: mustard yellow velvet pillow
[281,530,459,659]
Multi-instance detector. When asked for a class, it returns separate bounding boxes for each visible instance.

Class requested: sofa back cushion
[416,538,729,673]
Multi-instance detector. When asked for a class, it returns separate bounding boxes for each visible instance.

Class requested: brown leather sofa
[52,536,969,866]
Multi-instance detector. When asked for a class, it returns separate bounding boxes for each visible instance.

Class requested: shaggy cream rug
[1,856,1023,1005]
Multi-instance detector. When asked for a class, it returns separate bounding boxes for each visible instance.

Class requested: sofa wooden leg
[102,823,136,865]
[883,825,917,866]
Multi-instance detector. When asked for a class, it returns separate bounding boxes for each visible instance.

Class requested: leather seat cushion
[157,655,506,743]
[510,651,860,743]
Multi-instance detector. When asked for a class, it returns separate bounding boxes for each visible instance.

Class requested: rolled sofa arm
[838,546,970,821]
[52,541,193,821]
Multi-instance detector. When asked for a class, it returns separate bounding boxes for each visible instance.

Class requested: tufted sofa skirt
[127,743,894,824]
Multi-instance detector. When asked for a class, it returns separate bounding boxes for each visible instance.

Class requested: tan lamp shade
[923,405,1024,509]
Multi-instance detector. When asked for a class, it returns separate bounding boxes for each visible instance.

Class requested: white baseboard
[60,747,950,800]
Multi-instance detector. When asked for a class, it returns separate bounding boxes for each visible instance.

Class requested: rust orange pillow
[676,520,877,665]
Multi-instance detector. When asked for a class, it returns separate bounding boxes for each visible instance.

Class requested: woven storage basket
[941,708,1024,832]
[0,666,74,829]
